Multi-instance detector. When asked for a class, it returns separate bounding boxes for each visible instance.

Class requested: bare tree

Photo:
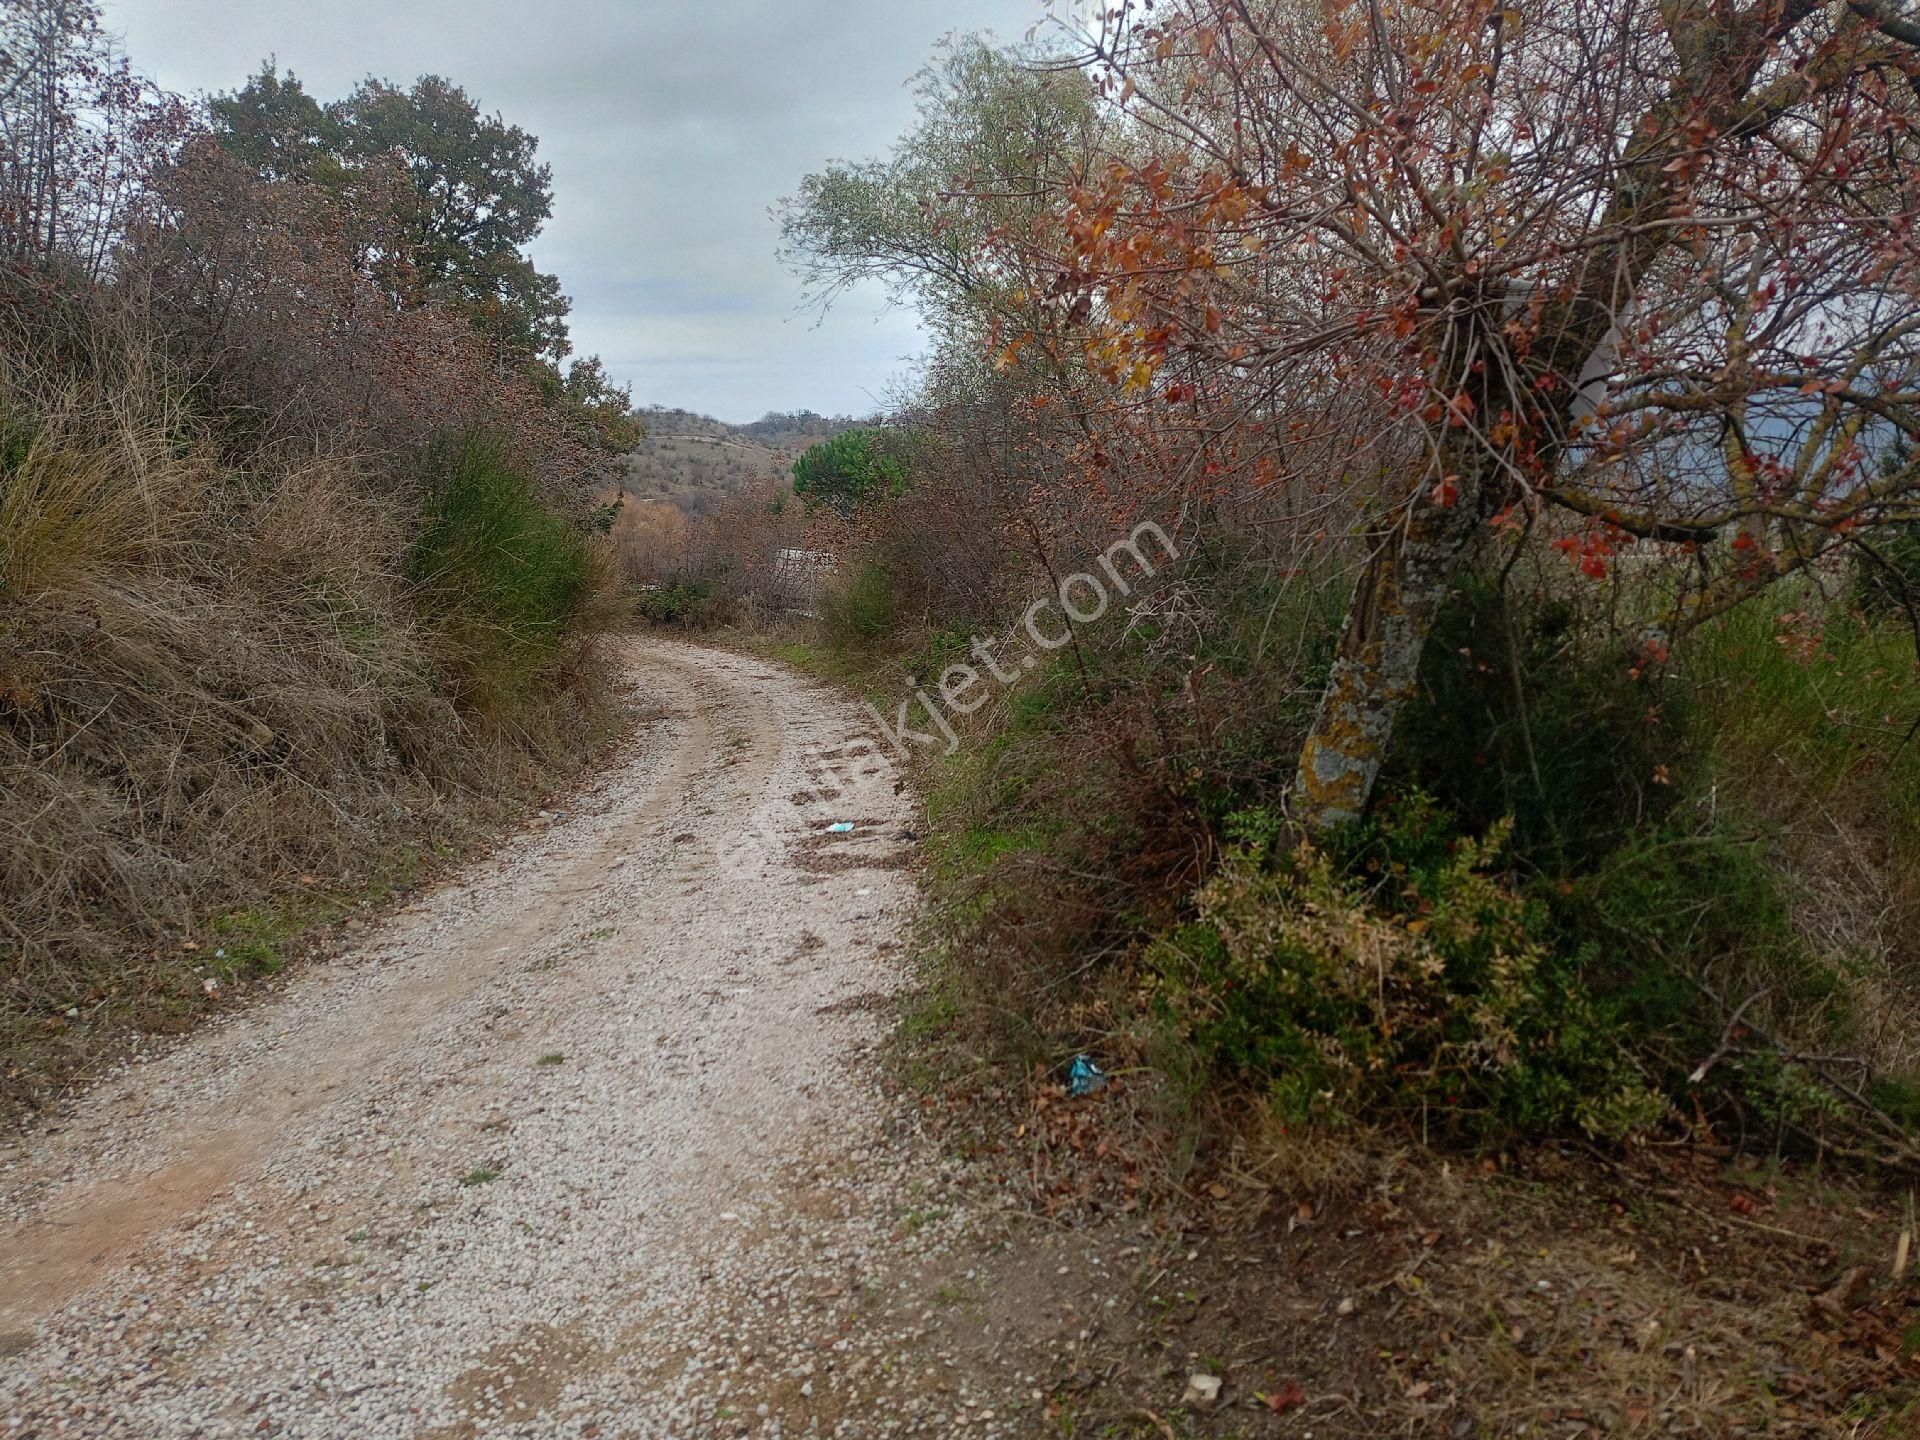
[0,0,184,278]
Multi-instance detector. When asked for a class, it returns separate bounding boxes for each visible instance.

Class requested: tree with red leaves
[1017,0,1920,829]
[0,0,187,277]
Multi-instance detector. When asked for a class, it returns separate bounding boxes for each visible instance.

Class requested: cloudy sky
[101,0,1052,422]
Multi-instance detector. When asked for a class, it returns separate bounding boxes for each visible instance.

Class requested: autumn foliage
[767,2,1920,1175]
[960,0,1918,828]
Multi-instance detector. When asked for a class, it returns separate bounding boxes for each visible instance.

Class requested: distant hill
[623,407,865,516]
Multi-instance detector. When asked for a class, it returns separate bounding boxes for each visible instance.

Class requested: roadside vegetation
[0,1,635,1115]
[635,12,1920,1432]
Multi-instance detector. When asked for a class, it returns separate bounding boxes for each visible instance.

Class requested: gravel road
[0,640,1023,1439]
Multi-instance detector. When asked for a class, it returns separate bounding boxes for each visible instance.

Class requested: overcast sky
[101,0,1050,423]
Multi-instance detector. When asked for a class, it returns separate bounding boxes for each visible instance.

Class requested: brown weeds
[0,333,614,1115]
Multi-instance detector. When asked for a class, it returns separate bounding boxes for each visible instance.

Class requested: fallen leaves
[1260,1380,1306,1413]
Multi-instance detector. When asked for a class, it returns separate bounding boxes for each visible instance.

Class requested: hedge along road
[0,639,1004,1438]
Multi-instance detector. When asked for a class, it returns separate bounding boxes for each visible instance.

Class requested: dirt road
[0,640,1023,1438]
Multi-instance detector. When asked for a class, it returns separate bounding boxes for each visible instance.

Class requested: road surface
[0,640,1009,1439]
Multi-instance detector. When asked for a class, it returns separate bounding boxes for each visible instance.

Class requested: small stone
[1183,1373,1224,1410]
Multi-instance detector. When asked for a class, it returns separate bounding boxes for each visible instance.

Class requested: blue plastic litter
[826,822,855,833]
[1067,1054,1107,1096]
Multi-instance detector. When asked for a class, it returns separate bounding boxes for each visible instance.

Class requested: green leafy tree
[210,67,570,362]
[791,429,910,515]
[779,36,1096,351]
[333,75,567,359]
[533,354,643,458]
[208,63,342,184]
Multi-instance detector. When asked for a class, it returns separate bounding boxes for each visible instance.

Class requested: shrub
[1387,574,1688,868]
[892,546,1352,1080]
[409,430,594,711]
[819,555,898,650]
[1153,794,1667,1141]
[633,579,726,627]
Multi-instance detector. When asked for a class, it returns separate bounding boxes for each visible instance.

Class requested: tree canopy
[791,428,912,514]
[779,37,1099,350]
[206,63,341,184]
[211,64,570,363]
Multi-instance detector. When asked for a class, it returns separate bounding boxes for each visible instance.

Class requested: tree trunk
[1293,462,1485,833]
[1288,4,1803,835]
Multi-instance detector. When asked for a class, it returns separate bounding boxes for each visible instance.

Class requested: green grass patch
[1688,592,1920,820]
[818,556,899,650]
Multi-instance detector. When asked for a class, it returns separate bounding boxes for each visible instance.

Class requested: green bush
[1159,573,1908,1150]
[1152,793,1667,1141]
[1388,575,1688,868]
[819,556,897,650]
[408,430,592,709]
[634,579,722,626]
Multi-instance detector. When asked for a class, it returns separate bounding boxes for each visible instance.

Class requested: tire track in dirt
[0,639,977,1438]
[0,646,727,1334]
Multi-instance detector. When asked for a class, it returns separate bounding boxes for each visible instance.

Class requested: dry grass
[0,333,615,1116]
[0,347,205,594]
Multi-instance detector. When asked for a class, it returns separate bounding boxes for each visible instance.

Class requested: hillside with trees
[619,405,857,516]
[0,1,635,1109]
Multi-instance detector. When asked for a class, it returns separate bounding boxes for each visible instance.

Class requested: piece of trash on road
[1262,1381,1306,1414]
[1183,1373,1224,1410]
[1067,1054,1107,1096]
[825,822,855,833]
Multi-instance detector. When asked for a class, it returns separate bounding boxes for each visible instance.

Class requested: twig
[1688,989,1769,1085]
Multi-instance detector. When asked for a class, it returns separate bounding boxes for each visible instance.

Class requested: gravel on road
[0,640,1030,1439]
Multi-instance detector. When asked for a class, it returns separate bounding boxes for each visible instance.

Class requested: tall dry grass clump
[0,379,198,597]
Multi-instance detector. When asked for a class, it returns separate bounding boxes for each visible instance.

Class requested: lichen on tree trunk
[1293,462,1486,833]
